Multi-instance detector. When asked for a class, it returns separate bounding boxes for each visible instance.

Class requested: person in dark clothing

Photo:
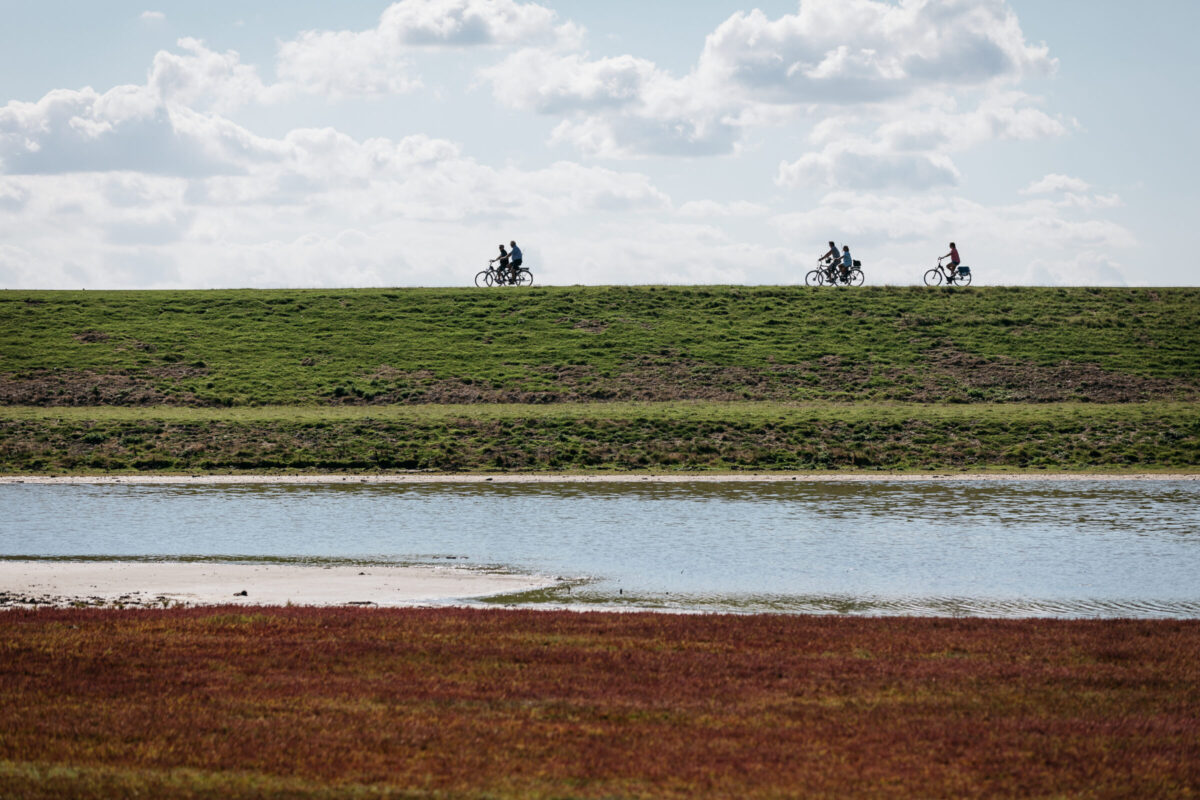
[490,245,510,283]
[820,240,839,280]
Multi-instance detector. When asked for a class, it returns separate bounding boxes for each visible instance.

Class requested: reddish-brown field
[1,608,1197,799]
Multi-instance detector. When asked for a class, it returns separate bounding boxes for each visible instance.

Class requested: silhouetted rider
[820,241,839,279]
[508,240,523,283]
[489,245,510,282]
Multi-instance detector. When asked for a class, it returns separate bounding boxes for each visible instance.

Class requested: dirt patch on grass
[341,360,810,404]
[3,409,1196,473]
[5,349,1193,408]
[344,351,1195,405]
[917,351,1194,402]
[71,330,110,344]
[0,370,204,406]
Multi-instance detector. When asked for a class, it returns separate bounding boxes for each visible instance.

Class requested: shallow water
[3,480,1199,617]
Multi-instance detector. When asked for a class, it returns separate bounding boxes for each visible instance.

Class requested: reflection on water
[3,480,1199,618]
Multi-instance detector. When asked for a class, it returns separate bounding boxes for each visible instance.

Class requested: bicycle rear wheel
[514,268,533,286]
[848,268,865,286]
[805,269,825,287]
[923,268,943,286]
[953,270,972,287]
[475,270,494,288]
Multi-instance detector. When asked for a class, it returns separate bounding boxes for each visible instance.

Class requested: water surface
[3,480,1198,617]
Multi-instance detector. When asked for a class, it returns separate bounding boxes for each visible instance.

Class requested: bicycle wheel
[923,268,943,286]
[848,268,865,286]
[953,269,972,287]
[514,268,533,286]
[475,269,494,288]
[805,269,825,287]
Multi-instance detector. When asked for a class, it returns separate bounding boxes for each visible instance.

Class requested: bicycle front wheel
[514,268,533,286]
[923,268,943,286]
[805,269,825,287]
[475,270,494,288]
[848,268,865,286]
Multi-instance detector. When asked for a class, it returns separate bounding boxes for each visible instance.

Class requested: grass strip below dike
[1,608,1197,799]
[2,402,1196,474]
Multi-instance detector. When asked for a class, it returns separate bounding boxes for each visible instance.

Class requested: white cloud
[0,77,680,289]
[875,92,1072,153]
[778,91,1070,191]
[0,39,297,176]
[548,112,740,159]
[696,0,1055,104]
[0,86,253,175]
[777,147,961,191]
[276,0,580,98]
[482,48,743,158]
[140,10,165,23]
[481,0,1063,170]
[374,0,579,46]
[149,38,276,112]
[1022,173,1091,194]
[275,30,420,98]
[676,200,769,218]
[481,50,658,114]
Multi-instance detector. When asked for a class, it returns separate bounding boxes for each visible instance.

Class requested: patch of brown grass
[1,608,1197,798]
[0,370,202,406]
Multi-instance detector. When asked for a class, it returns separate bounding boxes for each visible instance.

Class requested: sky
[1,0,1196,289]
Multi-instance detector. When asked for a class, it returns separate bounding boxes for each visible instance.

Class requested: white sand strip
[0,561,558,609]
[1,472,1195,486]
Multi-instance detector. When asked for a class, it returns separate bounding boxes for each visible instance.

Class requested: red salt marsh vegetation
[1,608,1197,799]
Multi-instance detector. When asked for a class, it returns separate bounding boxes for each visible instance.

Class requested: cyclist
[489,244,510,284]
[508,240,523,283]
[939,242,961,280]
[819,241,839,281]
[839,245,854,281]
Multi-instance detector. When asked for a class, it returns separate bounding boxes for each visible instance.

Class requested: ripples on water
[3,480,1198,618]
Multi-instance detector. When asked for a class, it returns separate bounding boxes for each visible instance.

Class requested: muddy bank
[2,472,1196,486]
[0,561,559,609]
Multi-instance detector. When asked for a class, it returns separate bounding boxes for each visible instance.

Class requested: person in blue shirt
[504,241,523,284]
[840,245,853,280]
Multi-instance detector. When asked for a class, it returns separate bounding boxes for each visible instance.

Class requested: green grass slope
[2,286,1197,473]
[3,286,1197,406]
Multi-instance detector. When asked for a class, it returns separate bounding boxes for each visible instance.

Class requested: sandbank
[1,472,1196,486]
[0,560,558,609]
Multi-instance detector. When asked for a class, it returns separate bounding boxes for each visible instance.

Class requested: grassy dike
[2,286,1197,474]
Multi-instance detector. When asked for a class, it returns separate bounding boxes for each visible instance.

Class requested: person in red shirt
[940,242,961,279]
[942,242,960,267]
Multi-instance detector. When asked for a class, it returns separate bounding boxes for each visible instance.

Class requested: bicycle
[923,258,972,287]
[475,263,533,287]
[805,257,837,286]
[806,257,864,287]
